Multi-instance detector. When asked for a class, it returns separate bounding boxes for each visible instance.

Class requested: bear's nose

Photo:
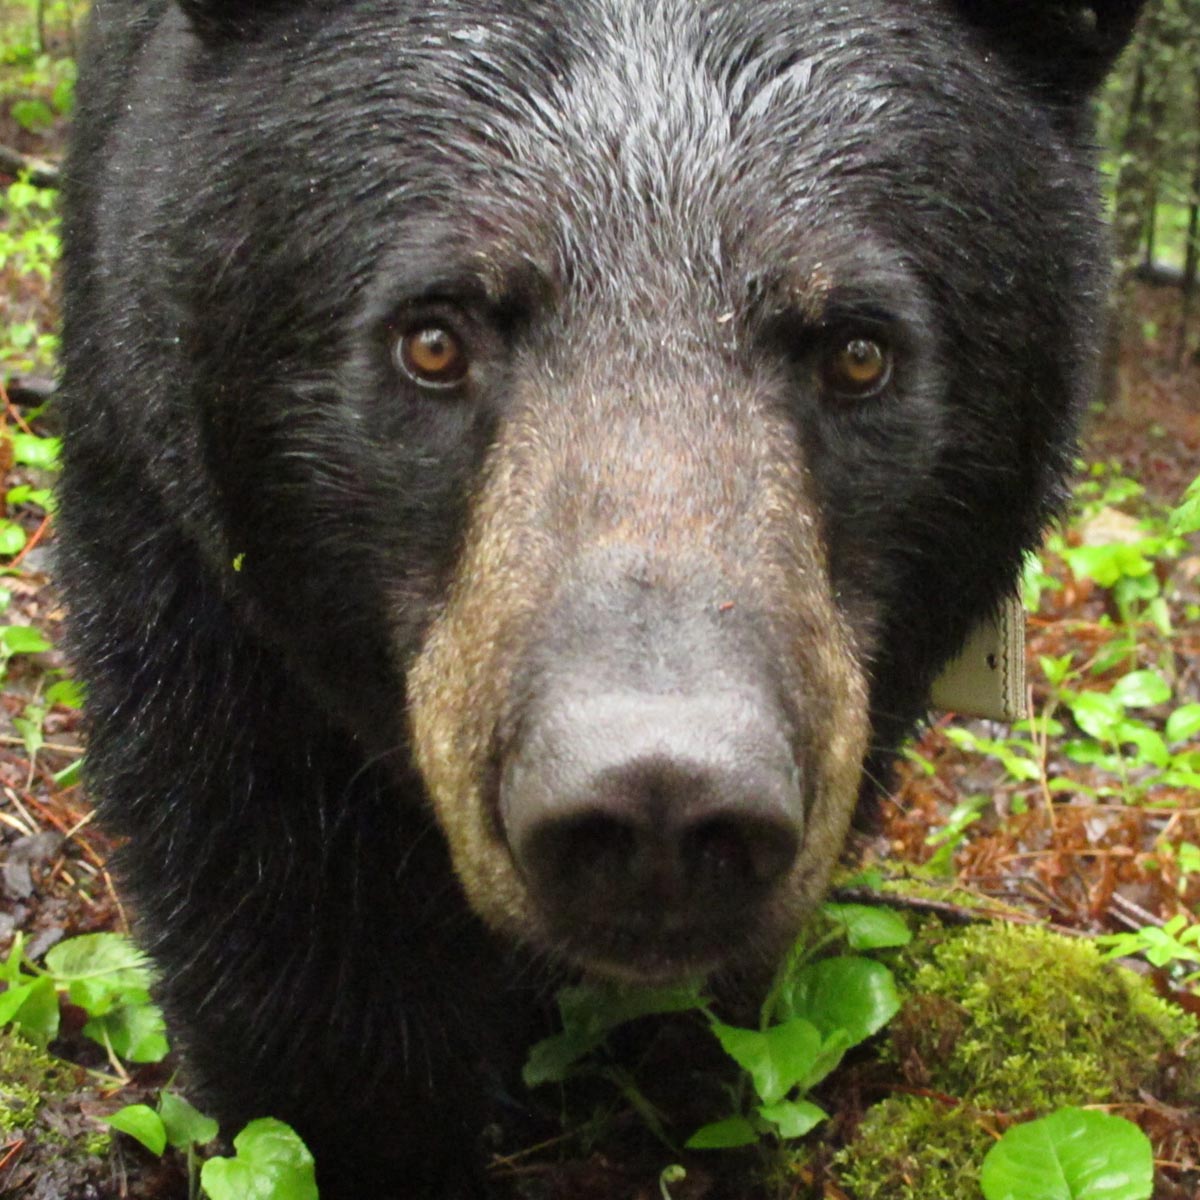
[500,688,803,945]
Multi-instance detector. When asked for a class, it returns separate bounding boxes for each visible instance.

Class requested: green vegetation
[1,931,167,1062]
[0,1029,74,1135]
[890,924,1198,1110]
[981,1107,1153,1200]
[519,913,1190,1199]
[832,922,1197,1200]
[0,930,318,1199]
[106,1101,316,1200]
[524,904,910,1156]
[200,1120,319,1200]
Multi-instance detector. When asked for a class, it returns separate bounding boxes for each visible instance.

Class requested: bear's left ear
[956,0,1147,96]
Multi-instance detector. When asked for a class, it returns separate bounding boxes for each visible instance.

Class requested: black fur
[58,2,1141,1194]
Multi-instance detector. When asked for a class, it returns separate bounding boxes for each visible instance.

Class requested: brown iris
[396,323,469,388]
[823,337,892,398]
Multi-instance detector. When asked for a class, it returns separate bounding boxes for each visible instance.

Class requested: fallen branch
[829,884,1089,938]
[0,144,59,189]
[4,375,56,406]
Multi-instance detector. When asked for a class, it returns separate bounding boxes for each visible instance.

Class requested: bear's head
[159,0,1143,981]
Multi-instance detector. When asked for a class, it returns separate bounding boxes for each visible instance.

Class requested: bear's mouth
[539,905,774,986]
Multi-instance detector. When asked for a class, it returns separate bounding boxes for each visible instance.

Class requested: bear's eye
[395,323,469,388]
[822,337,892,398]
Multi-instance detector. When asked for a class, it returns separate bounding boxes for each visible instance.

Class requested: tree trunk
[1175,65,1200,370]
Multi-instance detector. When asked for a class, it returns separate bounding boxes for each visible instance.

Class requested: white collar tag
[929,597,1027,723]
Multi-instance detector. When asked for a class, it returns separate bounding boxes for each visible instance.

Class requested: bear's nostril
[528,812,641,899]
[684,816,798,891]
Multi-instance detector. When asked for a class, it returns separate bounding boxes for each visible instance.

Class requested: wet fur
[58,1,1141,1194]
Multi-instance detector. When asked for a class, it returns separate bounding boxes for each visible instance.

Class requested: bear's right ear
[175,0,264,36]
[956,1,1147,96]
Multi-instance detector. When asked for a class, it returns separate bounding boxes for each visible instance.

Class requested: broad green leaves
[44,933,168,1062]
[0,932,169,1061]
[523,909,908,1153]
[523,980,705,1087]
[981,1108,1152,1200]
[200,1119,319,1200]
[107,1093,220,1159]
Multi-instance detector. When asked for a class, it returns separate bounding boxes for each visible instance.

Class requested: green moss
[0,1030,73,1134]
[831,922,1200,1200]
[895,923,1199,1110]
[834,1099,992,1200]
[82,1128,113,1157]
[0,1029,117,1191]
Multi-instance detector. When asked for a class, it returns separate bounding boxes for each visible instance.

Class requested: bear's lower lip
[579,951,722,988]
[550,925,740,985]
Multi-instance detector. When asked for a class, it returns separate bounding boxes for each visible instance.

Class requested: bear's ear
[176,0,240,33]
[955,0,1147,96]
[176,0,278,37]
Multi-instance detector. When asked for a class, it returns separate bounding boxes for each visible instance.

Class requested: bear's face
[159,0,1132,980]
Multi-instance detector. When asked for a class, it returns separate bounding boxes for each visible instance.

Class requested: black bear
[58,1,1143,1195]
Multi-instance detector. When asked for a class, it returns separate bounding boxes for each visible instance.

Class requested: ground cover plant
[1,1,1199,1198]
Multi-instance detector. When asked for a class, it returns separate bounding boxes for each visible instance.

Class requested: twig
[0,143,59,188]
[828,884,1090,938]
[3,375,56,406]
[0,736,82,755]
[8,512,52,569]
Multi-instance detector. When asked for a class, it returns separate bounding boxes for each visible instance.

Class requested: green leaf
[777,957,901,1047]
[821,903,912,950]
[0,976,59,1046]
[53,758,83,787]
[801,1029,853,1090]
[1146,596,1172,637]
[980,1107,1153,1200]
[43,934,167,1061]
[558,981,704,1033]
[46,678,85,709]
[756,1098,827,1139]
[85,1000,169,1063]
[200,1118,319,1200]
[1168,476,1200,535]
[1166,704,1200,744]
[0,520,26,556]
[45,933,156,997]
[0,936,27,987]
[9,98,54,133]
[14,709,43,758]
[684,1116,759,1150]
[51,75,75,116]
[1109,671,1171,709]
[523,980,704,1086]
[1061,739,1119,768]
[0,625,51,654]
[1115,722,1169,769]
[105,1105,167,1156]
[1039,654,1076,687]
[9,432,60,470]
[1061,543,1154,587]
[1067,692,1126,741]
[710,1018,822,1106]
[159,1091,219,1150]
[522,1027,604,1087]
